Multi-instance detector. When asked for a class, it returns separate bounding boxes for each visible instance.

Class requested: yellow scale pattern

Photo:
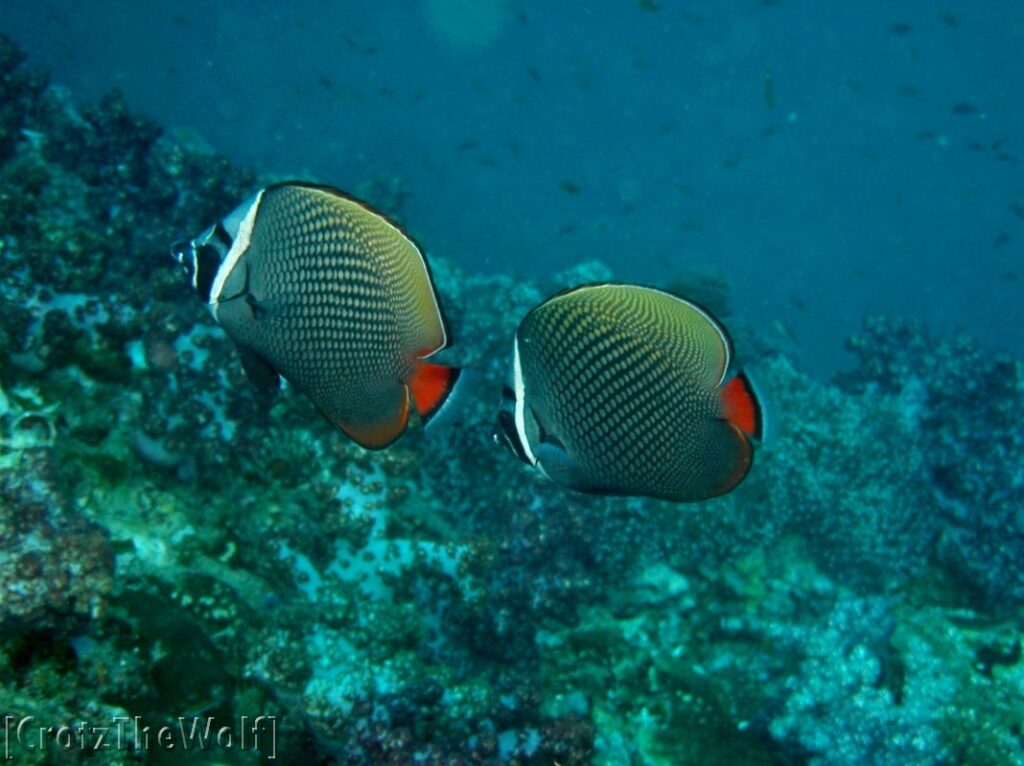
[519,284,744,501]
[236,185,444,431]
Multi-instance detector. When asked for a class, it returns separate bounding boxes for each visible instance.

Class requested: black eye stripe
[195,244,221,302]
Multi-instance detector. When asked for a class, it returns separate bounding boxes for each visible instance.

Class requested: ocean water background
[5,0,1022,376]
[3,3,1024,765]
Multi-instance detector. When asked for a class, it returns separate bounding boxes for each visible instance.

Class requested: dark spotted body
[508,284,758,502]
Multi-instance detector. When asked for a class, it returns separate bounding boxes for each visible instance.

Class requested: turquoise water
[1,3,1023,765]
[6,1,1023,374]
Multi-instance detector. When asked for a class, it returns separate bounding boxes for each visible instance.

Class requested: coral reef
[1,393,113,635]
[1,33,1023,766]
[842,316,1024,610]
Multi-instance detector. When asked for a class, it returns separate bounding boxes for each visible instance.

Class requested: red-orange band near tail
[721,371,763,440]
[410,362,461,422]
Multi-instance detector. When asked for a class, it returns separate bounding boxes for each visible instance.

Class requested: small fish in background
[774,318,798,345]
[939,11,961,28]
[889,21,913,36]
[559,180,582,195]
[762,68,776,110]
[993,232,1011,249]
[951,102,979,116]
[171,182,460,449]
[496,284,764,503]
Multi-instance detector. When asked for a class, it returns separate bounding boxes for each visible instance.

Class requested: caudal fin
[721,370,765,441]
[410,362,462,424]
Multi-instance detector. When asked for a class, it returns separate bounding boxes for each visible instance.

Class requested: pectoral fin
[246,292,297,321]
[238,347,280,400]
[534,441,603,493]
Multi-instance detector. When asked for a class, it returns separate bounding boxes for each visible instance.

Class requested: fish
[762,68,776,110]
[171,181,460,449]
[495,283,764,502]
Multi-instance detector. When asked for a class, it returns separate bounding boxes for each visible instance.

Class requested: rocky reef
[1,34,1022,765]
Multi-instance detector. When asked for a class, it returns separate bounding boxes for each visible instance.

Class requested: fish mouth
[170,239,194,264]
[495,409,530,464]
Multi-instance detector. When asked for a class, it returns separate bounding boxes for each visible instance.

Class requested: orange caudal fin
[410,362,462,423]
[721,371,765,441]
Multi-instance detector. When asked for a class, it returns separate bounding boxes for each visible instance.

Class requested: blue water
[6,0,1022,375]
[5,4,1024,764]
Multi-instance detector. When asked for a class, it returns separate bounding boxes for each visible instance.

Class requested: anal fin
[335,391,411,452]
